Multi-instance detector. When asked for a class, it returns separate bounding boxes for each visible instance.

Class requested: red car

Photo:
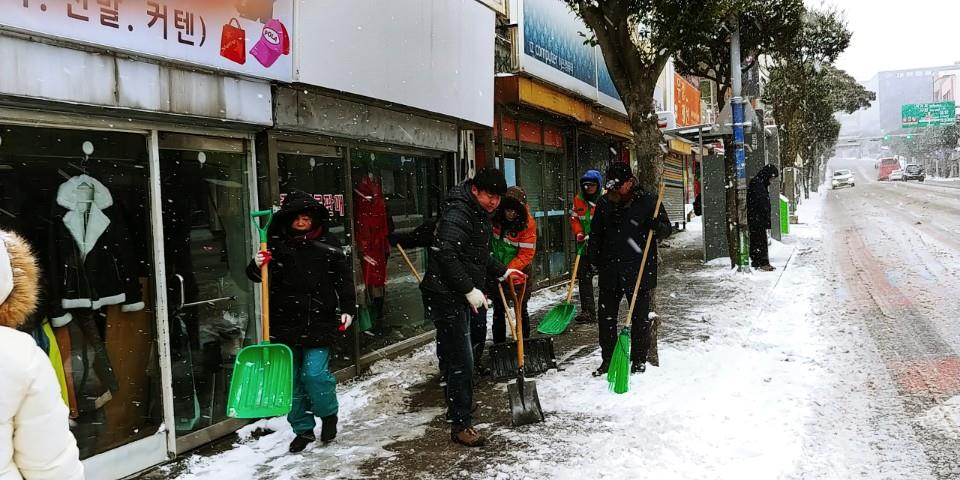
[877,157,901,181]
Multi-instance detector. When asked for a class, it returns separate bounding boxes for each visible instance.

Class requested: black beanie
[604,162,634,190]
[471,168,508,196]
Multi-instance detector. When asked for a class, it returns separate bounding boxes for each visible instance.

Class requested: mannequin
[354,165,389,332]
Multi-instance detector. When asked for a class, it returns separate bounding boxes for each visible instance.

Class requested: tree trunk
[625,95,664,192]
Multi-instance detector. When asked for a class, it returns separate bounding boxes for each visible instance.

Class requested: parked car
[831,169,855,189]
[903,164,925,181]
[889,169,905,181]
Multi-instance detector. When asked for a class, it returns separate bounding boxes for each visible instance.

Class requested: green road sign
[901,101,957,128]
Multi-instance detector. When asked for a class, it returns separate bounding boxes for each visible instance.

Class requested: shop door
[276,143,356,373]
[157,133,259,440]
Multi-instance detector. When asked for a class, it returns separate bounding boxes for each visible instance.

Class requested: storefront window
[157,133,258,436]
[276,145,355,372]
[0,124,161,458]
[352,150,441,353]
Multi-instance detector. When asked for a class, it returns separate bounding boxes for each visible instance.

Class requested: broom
[608,180,666,394]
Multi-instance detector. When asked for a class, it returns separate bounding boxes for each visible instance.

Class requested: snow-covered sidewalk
[145,191,915,480]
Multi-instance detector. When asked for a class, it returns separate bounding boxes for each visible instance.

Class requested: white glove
[339,313,353,332]
[499,268,527,283]
[465,288,489,311]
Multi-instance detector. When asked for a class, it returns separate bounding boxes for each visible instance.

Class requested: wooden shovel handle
[497,284,517,342]
[509,281,527,369]
[625,181,666,327]
[396,244,422,283]
[260,242,270,342]
[565,254,582,304]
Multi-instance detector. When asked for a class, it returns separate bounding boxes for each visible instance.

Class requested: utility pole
[730,17,750,271]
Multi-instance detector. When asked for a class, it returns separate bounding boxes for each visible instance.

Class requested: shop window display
[352,150,441,352]
[0,125,161,458]
[157,134,259,435]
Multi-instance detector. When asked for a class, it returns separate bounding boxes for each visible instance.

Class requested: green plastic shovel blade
[537,303,576,335]
[226,342,294,419]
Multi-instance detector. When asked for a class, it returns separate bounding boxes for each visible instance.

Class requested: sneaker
[451,427,486,447]
[289,432,316,453]
[320,415,338,444]
[575,313,596,324]
[631,362,646,374]
[759,265,776,272]
[591,361,610,377]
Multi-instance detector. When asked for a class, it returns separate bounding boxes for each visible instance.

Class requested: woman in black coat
[246,190,355,454]
[747,164,779,271]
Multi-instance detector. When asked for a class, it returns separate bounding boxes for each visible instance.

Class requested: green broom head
[537,303,576,335]
[607,327,631,394]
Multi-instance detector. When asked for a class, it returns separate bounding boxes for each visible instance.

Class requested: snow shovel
[489,282,557,380]
[396,244,422,282]
[503,282,545,426]
[227,209,294,418]
[536,252,582,335]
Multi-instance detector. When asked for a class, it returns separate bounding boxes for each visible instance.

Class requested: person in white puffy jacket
[0,230,84,480]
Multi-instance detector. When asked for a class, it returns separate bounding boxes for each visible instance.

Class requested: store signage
[674,76,702,128]
[0,0,293,81]
[519,0,625,113]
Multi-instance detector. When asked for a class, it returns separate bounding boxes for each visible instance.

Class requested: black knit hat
[471,168,508,196]
[604,162,634,190]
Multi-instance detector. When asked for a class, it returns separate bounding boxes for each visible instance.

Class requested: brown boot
[759,265,776,272]
[451,426,486,447]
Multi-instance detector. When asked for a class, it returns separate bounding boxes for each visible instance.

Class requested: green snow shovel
[536,252,582,335]
[227,209,294,418]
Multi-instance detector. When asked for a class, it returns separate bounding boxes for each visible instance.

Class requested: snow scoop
[500,282,545,426]
[489,283,557,380]
[227,209,294,418]
[536,252,581,335]
[396,244,422,282]
[607,181,665,394]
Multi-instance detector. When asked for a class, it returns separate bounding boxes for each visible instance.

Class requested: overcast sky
[810,0,960,81]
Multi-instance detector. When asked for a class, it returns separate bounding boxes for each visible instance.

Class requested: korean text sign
[1,0,293,81]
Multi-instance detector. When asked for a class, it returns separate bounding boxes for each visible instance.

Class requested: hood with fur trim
[494,186,529,234]
[0,230,39,329]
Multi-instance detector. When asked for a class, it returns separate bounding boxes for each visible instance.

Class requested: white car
[889,169,905,181]
[831,169,855,189]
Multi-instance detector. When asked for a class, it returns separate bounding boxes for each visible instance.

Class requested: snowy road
[822,157,960,479]
[144,159,960,479]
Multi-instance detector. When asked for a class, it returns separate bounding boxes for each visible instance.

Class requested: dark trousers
[470,307,487,369]
[749,225,770,268]
[577,264,597,320]
[597,285,652,365]
[492,283,530,344]
[427,297,475,428]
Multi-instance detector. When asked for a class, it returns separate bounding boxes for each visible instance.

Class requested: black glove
[640,217,659,234]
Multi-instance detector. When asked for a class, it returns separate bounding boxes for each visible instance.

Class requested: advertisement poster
[521,0,624,113]
[674,75,702,128]
[0,0,293,81]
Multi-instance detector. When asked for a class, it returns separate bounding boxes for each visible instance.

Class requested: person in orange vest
[489,186,537,345]
[570,169,603,323]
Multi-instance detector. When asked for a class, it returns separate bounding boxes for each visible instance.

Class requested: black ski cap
[605,162,634,190]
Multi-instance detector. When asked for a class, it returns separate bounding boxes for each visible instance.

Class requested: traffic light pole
[730,17,750,271]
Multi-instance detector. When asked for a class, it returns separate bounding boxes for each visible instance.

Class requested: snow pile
[171,347,443,480]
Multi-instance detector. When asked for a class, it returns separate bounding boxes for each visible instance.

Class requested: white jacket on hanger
[0,327,84,480]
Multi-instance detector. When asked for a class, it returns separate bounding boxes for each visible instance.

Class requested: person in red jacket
[570,169,603,323]
[489,187,537,345]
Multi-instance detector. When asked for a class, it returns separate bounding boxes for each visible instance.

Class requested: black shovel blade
[507,375,544,426]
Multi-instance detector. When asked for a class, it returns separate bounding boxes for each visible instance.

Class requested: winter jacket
[491,187,536,285]
[588,185,672,292]
[570,170,603,238]
[354,175,390,288]
[421,182,507,305]
[48,175,144,327]
[747,164,779,230]
[0,230,84,480]
[246,191,355,348]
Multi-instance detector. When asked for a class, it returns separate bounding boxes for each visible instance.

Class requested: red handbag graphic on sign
[220,18,246,65]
